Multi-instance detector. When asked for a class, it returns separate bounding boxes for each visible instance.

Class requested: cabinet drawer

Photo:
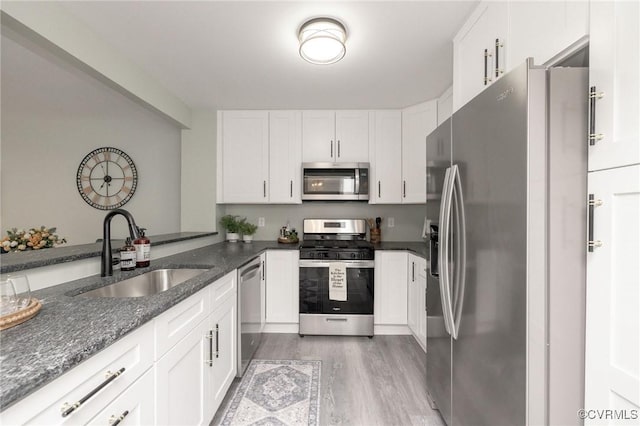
[154,286,211,359]
[87,367,155,426]
[211,270,237,310]
[1,322,154,426]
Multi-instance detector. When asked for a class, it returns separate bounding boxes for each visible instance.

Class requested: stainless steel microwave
[302,162,369,201]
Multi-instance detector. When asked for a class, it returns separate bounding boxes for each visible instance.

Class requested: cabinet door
[302,111,335,162]
[374,251,408,325]
[453,1,508,111]
[265,250,299,323]
[335,110,369,163]
[370,110,402,204]
[207,292,237,420]
[155,286,210,360]
[508,1,588,68]
[156,319,209,426]
[588,0,640,171]
[585,165,640,421]
[416,257,428,351]
[402,100,438,203]
[87,368,155,426]
[269,111,302,203]
[218,111,269,203]
[407,256,419,335]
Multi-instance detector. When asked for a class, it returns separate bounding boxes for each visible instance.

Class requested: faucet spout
[101,209,141,277]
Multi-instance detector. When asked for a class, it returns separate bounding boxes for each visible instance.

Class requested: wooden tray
[0,298,42,331]
[277,237,299,244]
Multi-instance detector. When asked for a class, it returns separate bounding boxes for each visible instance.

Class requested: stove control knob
[351,253,356,259]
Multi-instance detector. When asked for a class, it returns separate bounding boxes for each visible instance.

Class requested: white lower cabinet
[156,317,210,426]
[1,271,238,426]
[374,251,408,328]
[0,321,155,425]
[265,250,299,325]
[156,270,237,426]
[585,165,640,420]
[88,367,155,426]
[407,254,427,351]
[207,288,237,420]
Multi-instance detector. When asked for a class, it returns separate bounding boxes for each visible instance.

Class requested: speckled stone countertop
[0,232,218,274]
[373,241,429,260]
[0,240,293,410]
[0,239,426,410]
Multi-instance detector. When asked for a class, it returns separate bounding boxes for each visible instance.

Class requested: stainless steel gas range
[298,219,374,337]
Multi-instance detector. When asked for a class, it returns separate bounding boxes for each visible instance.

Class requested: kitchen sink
[79,268,208,298]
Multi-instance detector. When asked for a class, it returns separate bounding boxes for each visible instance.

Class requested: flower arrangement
[1,227,67,253]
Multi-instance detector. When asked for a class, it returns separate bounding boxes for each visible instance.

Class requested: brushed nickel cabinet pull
[589,86,605,146]
[337,140,341,158]
[587,194,604,252]
[109,410,130,426]
[205,330,214,366]
[61,367,126,417]
[215,324,220,359]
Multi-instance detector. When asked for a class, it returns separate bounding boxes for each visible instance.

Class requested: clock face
[76,147,138,210]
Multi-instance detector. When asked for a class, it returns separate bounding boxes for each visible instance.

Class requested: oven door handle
[299,260,375,268]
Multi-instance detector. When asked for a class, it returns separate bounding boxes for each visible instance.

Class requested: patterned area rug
[220,360,321,426]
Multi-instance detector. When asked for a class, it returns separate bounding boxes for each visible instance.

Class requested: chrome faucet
[101,209,141,277]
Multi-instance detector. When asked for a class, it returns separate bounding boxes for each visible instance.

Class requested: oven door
[299,260,374,314]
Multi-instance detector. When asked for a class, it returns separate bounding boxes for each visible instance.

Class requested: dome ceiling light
[298,17,347,65]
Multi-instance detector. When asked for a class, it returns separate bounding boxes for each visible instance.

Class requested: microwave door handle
[354,169,360,195]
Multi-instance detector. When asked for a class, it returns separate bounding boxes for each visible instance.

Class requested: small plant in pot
[239,219,258,243]
[219,215,242,242]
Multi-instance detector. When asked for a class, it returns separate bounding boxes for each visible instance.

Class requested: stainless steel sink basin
[80,268,208,298]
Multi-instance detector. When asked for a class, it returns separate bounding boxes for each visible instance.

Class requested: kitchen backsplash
[223,203,438,242]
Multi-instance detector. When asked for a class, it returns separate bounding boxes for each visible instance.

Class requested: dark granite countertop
[0,239,426,410]
[373,241,429,260]
[0,240,294,411]
[0,232,218,274]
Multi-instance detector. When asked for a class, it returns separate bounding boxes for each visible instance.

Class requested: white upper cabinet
[402,100,438,204]
[453,1,508,110]
[508,1,588,68]
[335,111,370,162]
[269,111,302,203]
[302,110,369,162]
[301,111,335,162]
[217,111,269,203]
[453,0,589,112]
[588,0,640,171]
[370,110,402,204]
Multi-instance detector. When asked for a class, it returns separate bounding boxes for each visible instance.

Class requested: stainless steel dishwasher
[237,256,264,376]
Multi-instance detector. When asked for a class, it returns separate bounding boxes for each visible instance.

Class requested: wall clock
[76,147,138,210]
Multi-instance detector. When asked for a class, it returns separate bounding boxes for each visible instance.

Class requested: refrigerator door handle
[438,166,456,337]
[451,165,467,340]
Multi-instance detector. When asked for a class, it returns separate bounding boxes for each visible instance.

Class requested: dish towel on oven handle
[329,262,347,301]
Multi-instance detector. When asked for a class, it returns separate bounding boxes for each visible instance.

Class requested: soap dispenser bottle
[120,237,136,271]
[133,227,151,268]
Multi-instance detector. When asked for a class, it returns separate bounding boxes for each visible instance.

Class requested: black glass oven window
[299,266,374,315]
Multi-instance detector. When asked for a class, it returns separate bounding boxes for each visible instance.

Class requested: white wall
[224,203,427,242]
[0,33,182,245]
[181,110,218,232]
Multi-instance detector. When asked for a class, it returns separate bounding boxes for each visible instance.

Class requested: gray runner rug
[220,359,321,426]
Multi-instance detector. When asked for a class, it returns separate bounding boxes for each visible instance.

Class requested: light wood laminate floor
[212,334,446,426]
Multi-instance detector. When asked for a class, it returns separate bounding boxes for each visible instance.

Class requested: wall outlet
[258,217,265,227]
[388,217,395,228]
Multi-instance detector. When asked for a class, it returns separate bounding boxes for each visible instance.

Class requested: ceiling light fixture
[298,17,347,65]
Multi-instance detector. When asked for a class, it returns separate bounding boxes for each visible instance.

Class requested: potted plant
[239,220,258,243]
[219,215,241,242]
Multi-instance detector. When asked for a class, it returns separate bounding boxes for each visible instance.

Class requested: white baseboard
[263,323,299,333]
[263,323,412,335]
[374,324,411,335]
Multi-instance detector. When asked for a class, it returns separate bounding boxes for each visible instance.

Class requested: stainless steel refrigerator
[425,59,588,426]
